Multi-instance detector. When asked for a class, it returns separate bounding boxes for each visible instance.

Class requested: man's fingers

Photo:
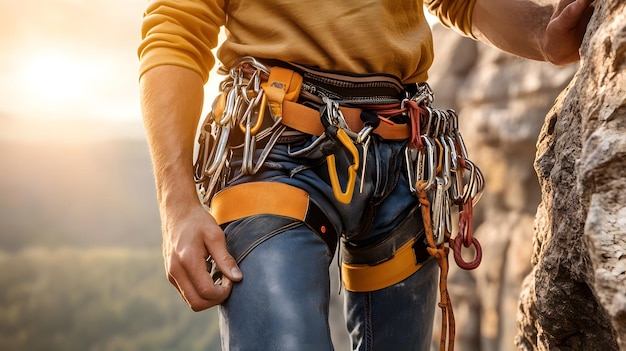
[160,205,240,311]
[544,0,594,64]
[208,250,243,282]
[553,0,594,28]
[554,0,593,18]
[204,231,243,283]
[167,257,232,311]
[560,0,592,24]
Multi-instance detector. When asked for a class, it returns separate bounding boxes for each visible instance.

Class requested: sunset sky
[0,0,224,140]
[0,1,148,121]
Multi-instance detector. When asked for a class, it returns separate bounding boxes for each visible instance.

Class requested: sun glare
[20,52,88,103]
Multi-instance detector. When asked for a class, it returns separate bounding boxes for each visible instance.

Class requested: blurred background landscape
[1,0,222,350]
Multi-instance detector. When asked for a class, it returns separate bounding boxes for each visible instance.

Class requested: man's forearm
[139,65,205,211]
[471,0,555,61]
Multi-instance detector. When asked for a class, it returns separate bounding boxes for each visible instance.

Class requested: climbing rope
[417,180,455,351]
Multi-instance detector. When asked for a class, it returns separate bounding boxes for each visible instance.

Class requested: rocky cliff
[427,20,578,349]
[330,5,625,348]
[428,1,626,349]
[516,0,626,350]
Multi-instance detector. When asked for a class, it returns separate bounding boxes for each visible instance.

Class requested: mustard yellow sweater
[138,0,476,84]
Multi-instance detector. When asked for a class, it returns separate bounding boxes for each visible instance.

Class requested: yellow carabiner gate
[326,128,360,204]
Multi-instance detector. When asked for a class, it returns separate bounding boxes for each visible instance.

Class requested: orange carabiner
[326,128,360,204]
[239,90,267,135]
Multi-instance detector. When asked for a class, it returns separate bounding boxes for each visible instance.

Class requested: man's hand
[543,0,595,65]
[140,65,242,311]
[161,202,242,311]
[472,0,595,64]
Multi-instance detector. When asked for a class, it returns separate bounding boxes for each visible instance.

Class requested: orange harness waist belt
[281,100,412,140]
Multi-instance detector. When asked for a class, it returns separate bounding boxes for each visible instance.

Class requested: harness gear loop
[260,65,303,119]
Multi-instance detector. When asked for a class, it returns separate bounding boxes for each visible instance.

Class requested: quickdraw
[319,96,362,204]
[194,57,285,202]
[404,87,486,351]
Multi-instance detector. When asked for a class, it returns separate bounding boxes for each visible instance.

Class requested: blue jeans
[217,133,438,350]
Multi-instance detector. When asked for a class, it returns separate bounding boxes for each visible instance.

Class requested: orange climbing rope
[416,179,455,351]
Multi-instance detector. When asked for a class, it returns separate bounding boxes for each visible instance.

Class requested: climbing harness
[193,56,485,351]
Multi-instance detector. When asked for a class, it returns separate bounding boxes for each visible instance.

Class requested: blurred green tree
[0,248,221,351]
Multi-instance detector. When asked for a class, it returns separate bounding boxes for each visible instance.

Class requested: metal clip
[326,128,360,204]
[322,96,350,132]
[356,126,374,144]
[431,177,450,245]
[419,136,437,191]
[409,82,434,106]
[405,147,418,194]
[239,91,267,175]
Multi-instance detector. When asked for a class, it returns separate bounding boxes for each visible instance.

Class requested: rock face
[516,1,626,350]
[430,1,626,348]
[427,23,578,350]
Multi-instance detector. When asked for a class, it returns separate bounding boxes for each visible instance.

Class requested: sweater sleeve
[137,0,226,83]
[424,0,478,39]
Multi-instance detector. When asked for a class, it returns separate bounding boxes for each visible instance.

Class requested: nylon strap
[261,66,303,119]
[209,182,337,251]
[342,237,426,292]
[282,100,411,140]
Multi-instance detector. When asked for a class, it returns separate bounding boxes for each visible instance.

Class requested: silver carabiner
[431,177,449,245]
[218,87,239,126]
[418,136,437,191]
[444,135,464,204]
[465,159,485,206]
[206,124,231,175]
[322,96,350,132]
[405,147,418,194]
[409,82,434,106]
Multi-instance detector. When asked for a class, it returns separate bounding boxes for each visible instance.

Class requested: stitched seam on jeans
[236,220,302,263]
[365,292,373,351]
